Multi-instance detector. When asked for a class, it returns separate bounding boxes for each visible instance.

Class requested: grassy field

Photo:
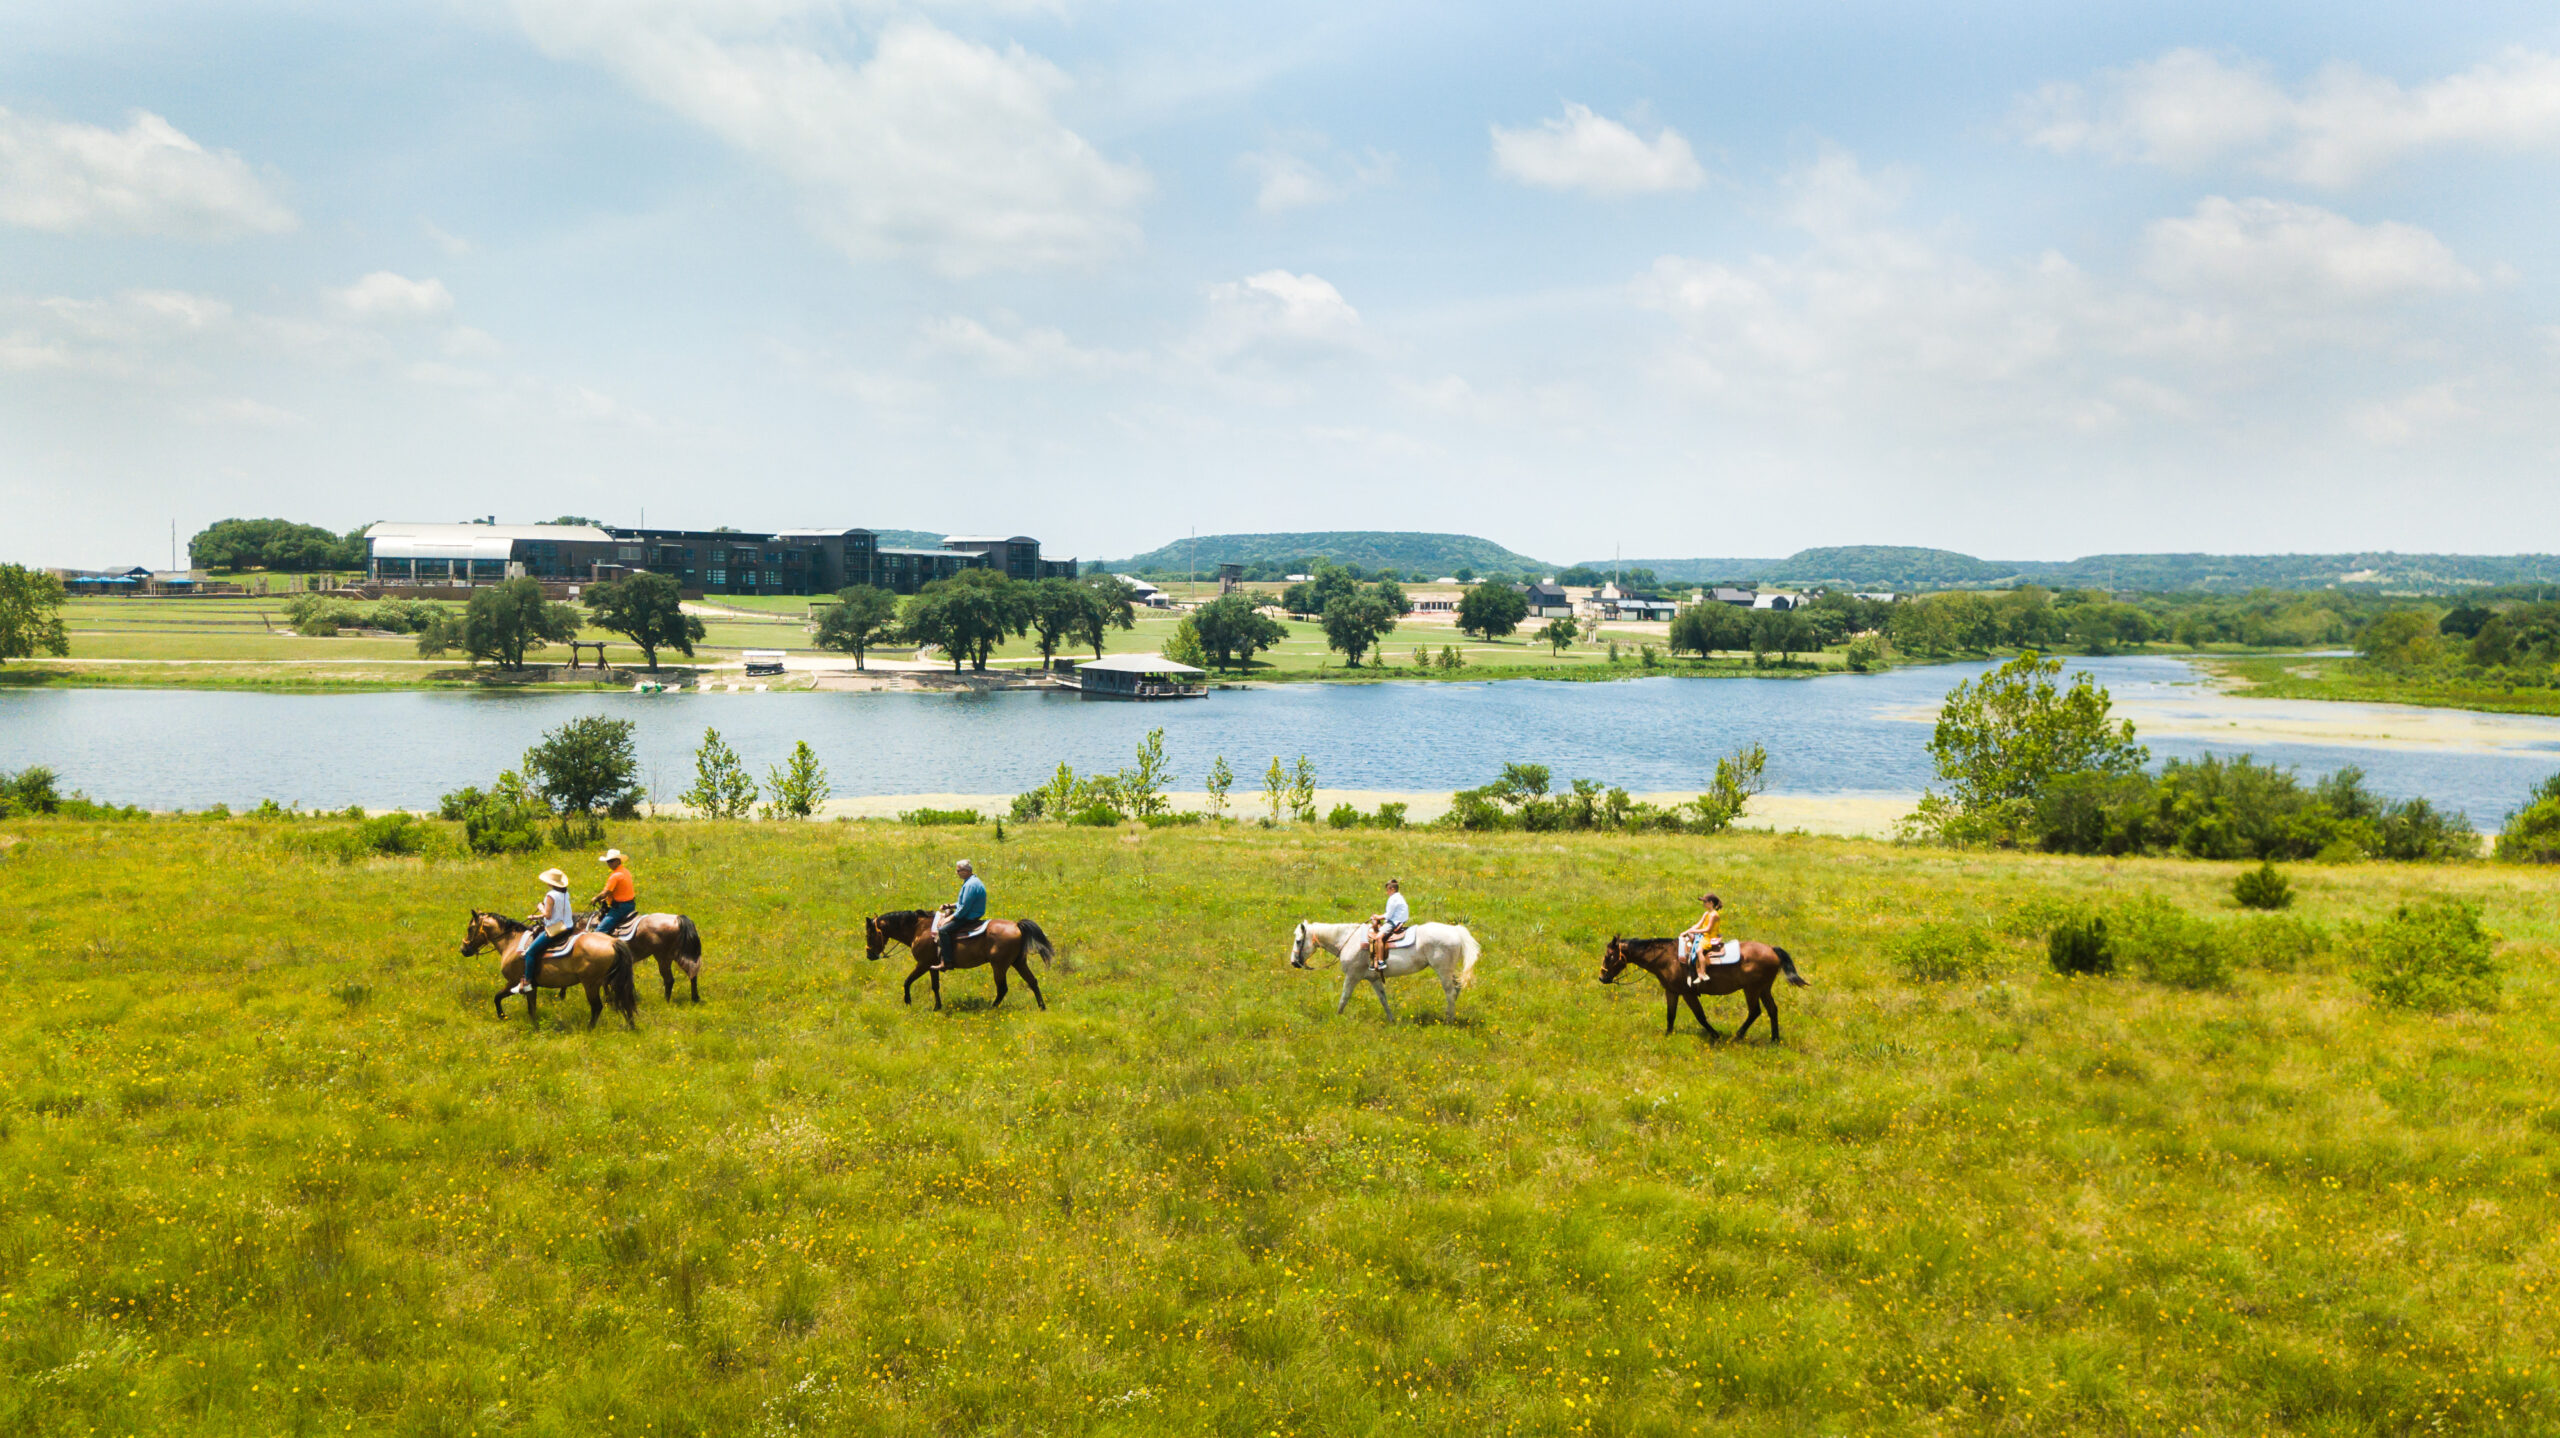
[3,819,2555,1434]
[2207,656,2560,718]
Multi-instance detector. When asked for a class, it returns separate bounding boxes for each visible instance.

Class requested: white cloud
[514,7,1148,273]
[1240,140,1394,213]
[1491,102,1705,195]
[1194,270,1363,360]
[2352,383,2477,444]
[921,314,1134,377]
[2021,47,2560,186]
[331,272,455,321]
[2139,197,2479,302]
[0,107,296,238]
[184,397,305,428]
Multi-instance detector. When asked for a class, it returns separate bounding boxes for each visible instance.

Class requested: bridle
[1288,921,1311,969]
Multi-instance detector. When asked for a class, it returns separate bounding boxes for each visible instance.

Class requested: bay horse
[864,909,1055,1011]
[461,910,640,1031]
[587,903,705,1002]
[1288,919,1482,1022]
[1601,935,1808,1043]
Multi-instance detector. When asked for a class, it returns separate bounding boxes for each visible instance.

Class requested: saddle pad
[950,921,988,942]
[1379,928,1419,950]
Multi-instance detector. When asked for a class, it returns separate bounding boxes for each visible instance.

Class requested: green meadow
[2,818,2556,1435]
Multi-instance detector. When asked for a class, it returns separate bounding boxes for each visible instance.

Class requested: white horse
[1288,919,1483,1022]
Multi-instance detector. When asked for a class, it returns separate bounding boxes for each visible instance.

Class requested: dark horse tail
[676,914,702,963]
[1017,918,1055,965]
[1775,946,1810,988]
[606,940,641,1023]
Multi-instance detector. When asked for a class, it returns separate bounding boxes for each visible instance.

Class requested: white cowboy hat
[539,868,570,888]
[599,849,625,864]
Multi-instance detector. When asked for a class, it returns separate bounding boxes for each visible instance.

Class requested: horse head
[1599,935,1629,985]
[460,910,497,957]
[863,914,886,962]
[1288,920,1311,969]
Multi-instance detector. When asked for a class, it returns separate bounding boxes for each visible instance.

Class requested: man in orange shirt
[592,849,638,936]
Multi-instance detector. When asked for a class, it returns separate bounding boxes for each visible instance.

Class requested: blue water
[3,657,2556,824]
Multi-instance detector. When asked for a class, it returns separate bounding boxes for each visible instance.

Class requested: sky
[5,1,2559,570]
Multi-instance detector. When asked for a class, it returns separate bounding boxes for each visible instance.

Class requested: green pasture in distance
[2208,655,2560,720]
[0,819,2552,1434]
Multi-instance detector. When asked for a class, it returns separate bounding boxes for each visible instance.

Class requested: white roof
[1113,574,1162,591]
[1078,653,1204,674]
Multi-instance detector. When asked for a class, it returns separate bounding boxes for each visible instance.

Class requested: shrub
[2232,861,2293,910]
[1067,803,1123,827]
[899,807,980,825]
[683,728,757,820]
[2359,899,2501,1013]
[0,765,62,817]
[2494,774,2560,863]
[761,741,830,820]
[300,811,431,862]
[1997,894,2083,941]
[1843,635,1892,673]
[1888,922,1989,982]
[2047,914,2114,976]
[1326,802,1362,829]
[2111,894,2233,991]
[2228,913,2325,973]
[454,771,546,855]
[1140,811,1201,828]
[1009,790,1046,821]
[1373,801,1408,830]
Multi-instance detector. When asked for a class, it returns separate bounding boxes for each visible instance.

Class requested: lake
[5,658,2558,824]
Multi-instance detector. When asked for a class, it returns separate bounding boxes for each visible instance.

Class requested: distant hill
[1584,548,2560,595]
[869,529,944,550]
[1109,531,1552,578]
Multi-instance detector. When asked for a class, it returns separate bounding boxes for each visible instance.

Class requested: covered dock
[1070,653,1208,699]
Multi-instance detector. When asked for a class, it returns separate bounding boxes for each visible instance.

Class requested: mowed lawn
[3,820,2556,1435]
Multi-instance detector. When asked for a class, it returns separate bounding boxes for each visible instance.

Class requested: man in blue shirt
[930,859,987,970]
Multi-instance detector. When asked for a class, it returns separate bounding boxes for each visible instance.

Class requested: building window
[618,547,641,561]
[708,569,726,586]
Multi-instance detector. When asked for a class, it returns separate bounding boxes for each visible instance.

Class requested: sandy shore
[815,789,1915,837]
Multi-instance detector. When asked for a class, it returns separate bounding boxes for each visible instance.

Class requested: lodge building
[360,522,1077,597]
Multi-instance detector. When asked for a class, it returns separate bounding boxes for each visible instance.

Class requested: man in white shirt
[1368,877,1410,972]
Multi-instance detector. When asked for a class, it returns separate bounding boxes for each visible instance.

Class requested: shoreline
[811,789,1917,838]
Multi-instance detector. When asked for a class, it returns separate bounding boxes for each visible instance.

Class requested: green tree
[1206,756,1234,818]
[187,517,365,572]
[1189,593,1287,669]
[2356,609,2439,668]
[1280,563,1360,617]
[1262,757,1287,824]
[683,727,757,819]
[416,577,579,669]
[1906,652,2148,846]
[1455,582,1529,641]
[521,715,642,837]
[1288,755,1317,823]
[1076,574,1138,659]
[1668,603,1742,657]
[581,571,702,671]
[1319,593,1398,667]
[0,564,70,664]
[1026,578,1093,667]
[814,585,900,670]
[1162,615,1210,668]
[902,569,1029,672]
[2495,773,2560,864]
[1536,616,1579,654]
[1751,608,1815,665]
[1122,727,1173,819]
[762,741,830,819]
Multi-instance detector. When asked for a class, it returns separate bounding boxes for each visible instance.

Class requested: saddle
[1681,935,1741,966]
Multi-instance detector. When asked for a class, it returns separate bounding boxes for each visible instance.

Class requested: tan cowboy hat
[599,849,625,864]
[539,868,570,888]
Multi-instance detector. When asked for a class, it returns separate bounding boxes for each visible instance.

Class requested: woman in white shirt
[510,868,576,995]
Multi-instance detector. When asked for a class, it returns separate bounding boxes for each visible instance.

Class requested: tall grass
[0,818,2553,1434]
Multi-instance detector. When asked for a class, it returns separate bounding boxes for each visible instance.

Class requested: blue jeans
[598,900,636,932]
[524,928,568,985]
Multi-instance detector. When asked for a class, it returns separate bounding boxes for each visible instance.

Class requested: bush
[1373,801,1408,830]
[1888,922,1989,982]
[0,765,62,817]
[899,807,980,825]
[1996,894,2083,941]
[1067,803,1122,827]
[1843,635,1892,672]
[2359,899,2501,1012]
[2228,913,2325,972]
[2047,914,2114,975]
[2494,774,2560,863]
[2110,894,2233,991]
[2232,861,2293,910]
[300,811,432,862]
[1140,811,1201,828]
[450,771,546,855]
[1326,802,1362,829]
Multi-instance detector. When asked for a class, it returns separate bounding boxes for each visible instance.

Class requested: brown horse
[1601,935,1809,1043]
[586,904,705,1002]
[461,911,640,1030]
[863,909,1054,1011]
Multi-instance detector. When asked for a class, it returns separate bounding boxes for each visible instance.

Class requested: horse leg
[526,984,539,1029]
[930,967,943,1011]
[991,956,1010,1009]
[1336,971,1357,1015]
[903,962,922,1005]
[1684,993,1721,1041]
[687,960,701,1003]
[587,979,605,1030]
[1016,956,1047,1011]
[1440,966,1460,1022]
[1663,991,1680,1035]
[1765,989,1781,1045]
[1371,976,1395,1022]
[1734,988,1763,1043]
[494,985,511,1019]
[656,954,676,1001]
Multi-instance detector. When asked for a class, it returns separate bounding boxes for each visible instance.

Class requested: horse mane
[477,910,529,934]
[874,909,933,928]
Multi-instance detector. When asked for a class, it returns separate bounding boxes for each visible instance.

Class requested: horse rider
[508,867,577,996]
[590,848,637,937]
[1368,877,1410,972]
[929,858,987,971]
[1682,893,1730,984]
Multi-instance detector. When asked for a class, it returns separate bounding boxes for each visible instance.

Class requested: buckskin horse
[1601,935,1808,1043]
[462,910,640,1031]
[864,909,1056,1011]
[586,903,706,1003]
[1288,919,1483,1022]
